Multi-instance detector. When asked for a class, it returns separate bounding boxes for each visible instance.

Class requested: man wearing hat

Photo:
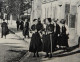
[42,18,54,58]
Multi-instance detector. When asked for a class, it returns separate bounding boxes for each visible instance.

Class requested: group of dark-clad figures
[1,18,69,58]
[29,18,69,58]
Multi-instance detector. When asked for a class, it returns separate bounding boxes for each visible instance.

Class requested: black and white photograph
[0,0,80,62]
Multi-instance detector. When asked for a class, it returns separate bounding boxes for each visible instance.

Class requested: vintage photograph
[0,0,80,62]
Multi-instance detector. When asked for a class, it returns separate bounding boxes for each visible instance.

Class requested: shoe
[49,54,52,58]
[37,54,39,57]
[33,55,36,57]
[25,36,26,38]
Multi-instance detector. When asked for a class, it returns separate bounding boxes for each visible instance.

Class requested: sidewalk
[8,21,31,50]
[8,21,80,62]
[8,21,31,41]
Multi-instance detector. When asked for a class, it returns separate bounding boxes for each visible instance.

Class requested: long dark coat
[16,20,20,29]
[58,26,69,47]
[53,23,60,48]
[20,21,24,30]
[1,22,8,36]
[42,24,55,53]
[23,22,29,36]
[36,22,43,32]
[29,24,42,53]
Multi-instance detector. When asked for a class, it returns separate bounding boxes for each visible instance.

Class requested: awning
[20,15,30,20]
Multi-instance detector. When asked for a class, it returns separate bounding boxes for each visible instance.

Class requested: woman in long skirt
[58,19,69,49]
[29,19,42,57]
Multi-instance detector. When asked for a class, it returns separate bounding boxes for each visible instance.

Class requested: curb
[19,51,31,62]
[9,28,29,43]
[9,28,31,62]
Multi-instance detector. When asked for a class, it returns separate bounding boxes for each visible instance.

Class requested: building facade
[30,0,80,44]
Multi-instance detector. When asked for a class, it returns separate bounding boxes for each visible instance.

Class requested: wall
[41,1,65,22]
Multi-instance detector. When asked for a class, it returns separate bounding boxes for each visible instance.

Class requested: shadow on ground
[23,45,80,62]
[6,50,28,62]
[9,28,22,33]
[8,38,23,40]
[8,30,29,43]
[42,45,80,61]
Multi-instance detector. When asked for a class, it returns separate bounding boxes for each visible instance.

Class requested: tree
[7,0,24,19]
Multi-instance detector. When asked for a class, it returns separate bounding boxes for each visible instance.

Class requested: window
[69,15,76,28]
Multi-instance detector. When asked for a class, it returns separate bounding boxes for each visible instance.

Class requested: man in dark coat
[16,19,20,31]
[23,19,29,39]
[42,18,54,58]
[53,19,60,49]
[1,19,8,39]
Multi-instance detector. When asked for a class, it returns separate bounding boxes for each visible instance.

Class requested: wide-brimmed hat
[33,19,37,22]
[60,19,65,24]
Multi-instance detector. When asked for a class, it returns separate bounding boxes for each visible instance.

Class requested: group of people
[29,18,69,58]
[16,19,24,31]
[1,18,30,39]
[16,19,30,39]
[1,18,69,58]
